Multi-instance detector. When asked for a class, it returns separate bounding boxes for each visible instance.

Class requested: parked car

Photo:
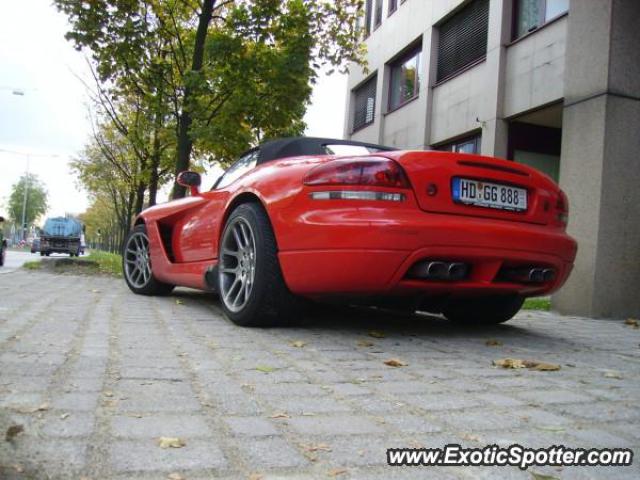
[0,216,6,266]
[30,237,40,254]
[122,137,577,327]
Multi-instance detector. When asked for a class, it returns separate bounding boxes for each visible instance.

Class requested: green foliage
[22,261,42,270]
[86,250,124,277]
[54,0,365,169]
[523,297,551,311]
[8,173,48,227]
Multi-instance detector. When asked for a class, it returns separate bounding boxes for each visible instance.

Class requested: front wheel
[123,224,174,296]
[443,296,524,325]
[218,203,301,327]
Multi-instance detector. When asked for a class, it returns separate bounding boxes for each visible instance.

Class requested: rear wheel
[218,203,301,327]
[123,224,174,296]
[0,247,5,266]
[443,296,524,325]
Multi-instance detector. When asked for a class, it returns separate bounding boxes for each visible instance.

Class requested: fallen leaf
[624,318,639,328]
[248,474,263,480]
[530,362,561,372]
[384,358,408,367]
[493,358,527,369]
[328,468,348,477]
[255,365,275,373]
[13,464,24,473]
[604,371,623,379]
[302,442,332,452]
[175,299,184,305]
[269,412,290,419]
[485,339,503,346]
[5,424,24,441]
[60,413,70,420]
[290,340,306,348]
[357,339,374,347]
[493,358,560,371]
[530,472,560,480]
[368,330,385,338]
[104,391,114,397]
[90,289,100,293]
[158,437,186,449]
[168,474,185,480]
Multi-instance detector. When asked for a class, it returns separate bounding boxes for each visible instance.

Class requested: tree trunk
[171,0,216,199]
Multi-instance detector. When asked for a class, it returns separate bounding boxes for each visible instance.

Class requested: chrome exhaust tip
[448,262,468,280]
[542,268,555,282]
[426,261,448,279]
[528,268,545,283]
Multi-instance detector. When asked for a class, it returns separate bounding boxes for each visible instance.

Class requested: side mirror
[177,171,202,196]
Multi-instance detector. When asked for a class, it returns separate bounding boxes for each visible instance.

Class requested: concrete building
[344,0,640,318]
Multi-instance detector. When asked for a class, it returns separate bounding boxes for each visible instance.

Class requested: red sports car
[123,137,577,327]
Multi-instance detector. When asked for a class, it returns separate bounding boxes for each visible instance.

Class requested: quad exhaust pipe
[410,260,469,281]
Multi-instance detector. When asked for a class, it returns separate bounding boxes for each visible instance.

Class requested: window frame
[435,0,490,84]
[352,74,378,133]
[374,0,383,29]
[434,134,482,155]
[363,0,373,37]
[387,46,422,113]
[511,0,570,41]
[388,0,398,17]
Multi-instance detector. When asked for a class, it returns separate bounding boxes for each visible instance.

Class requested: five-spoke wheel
[219,217,257,313]
[122,224,174,296]
[124,230,152,288]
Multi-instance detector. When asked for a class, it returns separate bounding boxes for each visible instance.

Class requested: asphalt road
[0,250,41,274]
[1,269,639,479]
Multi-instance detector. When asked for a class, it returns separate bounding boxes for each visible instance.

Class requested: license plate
[452,178,527,212]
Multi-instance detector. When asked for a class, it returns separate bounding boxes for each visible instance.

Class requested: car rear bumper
[277,212,576,298]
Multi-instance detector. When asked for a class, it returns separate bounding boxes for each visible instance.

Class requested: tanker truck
[40,217,83,257]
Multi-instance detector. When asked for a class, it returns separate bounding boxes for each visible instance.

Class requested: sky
[0,0,347,220]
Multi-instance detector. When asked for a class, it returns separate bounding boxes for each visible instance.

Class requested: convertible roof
[256,137,397,164]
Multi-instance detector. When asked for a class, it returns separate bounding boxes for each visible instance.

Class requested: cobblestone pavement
[1,270,639,480]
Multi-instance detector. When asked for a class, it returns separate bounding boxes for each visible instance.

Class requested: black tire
[218,203,301,327]
[122,224,174,296]
[0,247,5,266]
[40,251,45,257]
[443,295,524,325]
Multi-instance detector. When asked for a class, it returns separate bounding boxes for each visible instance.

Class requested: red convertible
[123,137,577,327]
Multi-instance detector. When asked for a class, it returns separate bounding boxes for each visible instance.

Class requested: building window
[363,0,373,37]
[389,0,398,16]
[436,0,489,82]
[436,135,481,154]
[513,0,569,39]
[352,75,377,131]
[388,48,421,111]
[374,0,383,28]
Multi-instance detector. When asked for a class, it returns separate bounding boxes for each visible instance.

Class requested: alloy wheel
[219,217,257,313]
[124,231,152,288]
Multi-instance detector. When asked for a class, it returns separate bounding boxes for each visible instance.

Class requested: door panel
[174,191,229,263]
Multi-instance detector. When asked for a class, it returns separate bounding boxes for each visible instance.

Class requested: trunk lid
[387,151,559,225]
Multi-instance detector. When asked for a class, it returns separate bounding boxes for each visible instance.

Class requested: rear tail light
[556,189,569,226]
[304,157,411,189]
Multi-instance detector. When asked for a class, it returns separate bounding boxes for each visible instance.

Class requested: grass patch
[86,251,123,277]
[22,261,42,270]
[23,250,123,277]
[523,297,551,311]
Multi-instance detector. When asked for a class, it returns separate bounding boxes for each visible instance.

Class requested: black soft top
[253,137,396,164]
